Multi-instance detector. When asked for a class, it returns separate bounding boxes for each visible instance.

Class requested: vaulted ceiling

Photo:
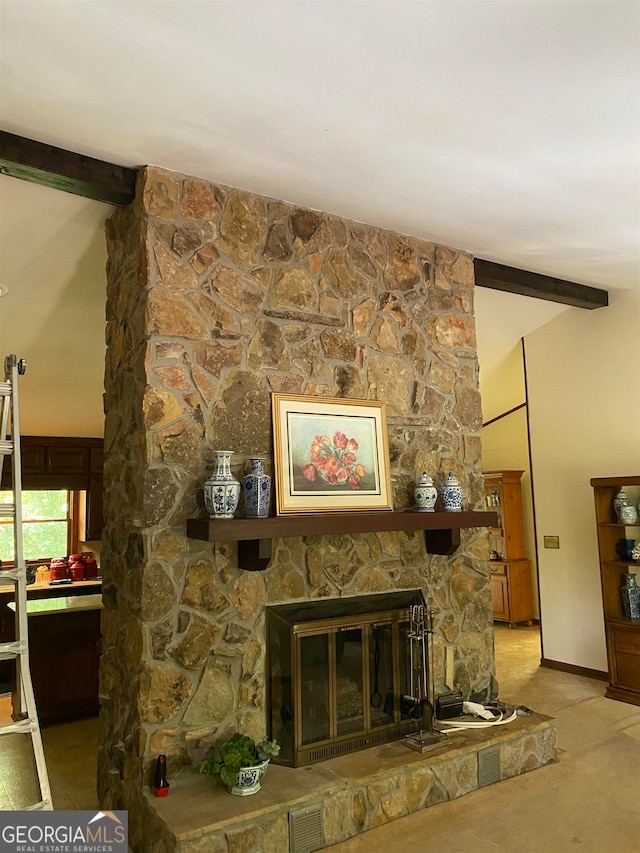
[0,1,638,434]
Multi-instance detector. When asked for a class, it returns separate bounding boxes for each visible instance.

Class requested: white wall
[525,289,640,671]
[482,407,539,618]
[0,176,108,437]
[480,343,539,617]
[479,343,526,424]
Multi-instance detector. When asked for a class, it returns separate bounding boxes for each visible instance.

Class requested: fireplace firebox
[266,590,425,767]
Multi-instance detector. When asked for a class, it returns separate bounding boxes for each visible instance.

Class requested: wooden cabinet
[591,475,640,706]
[6,595,102,725]
[483,470,535,627]
[0,582,102,691]
[0,436,104,540]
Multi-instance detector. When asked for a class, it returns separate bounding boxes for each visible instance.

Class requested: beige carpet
[328,625,640,853]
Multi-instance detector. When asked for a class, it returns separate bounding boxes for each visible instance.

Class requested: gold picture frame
[272,394,393,514]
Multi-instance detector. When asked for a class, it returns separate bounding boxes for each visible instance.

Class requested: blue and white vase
[614,489,632,522]
[204,451,241,519]
[243,457,271,518]
[415,472,437,512]
[441,472,463,512]
[621,573,640,620]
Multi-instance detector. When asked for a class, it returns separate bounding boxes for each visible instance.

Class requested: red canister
[69,562,85,582]
[83,556,98,578]
[50,561,69,581]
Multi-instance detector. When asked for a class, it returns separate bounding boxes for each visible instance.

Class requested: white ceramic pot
[228,759,270,796]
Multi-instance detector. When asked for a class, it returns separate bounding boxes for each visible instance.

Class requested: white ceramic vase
[614,489,632,522]
[203,451,241,519]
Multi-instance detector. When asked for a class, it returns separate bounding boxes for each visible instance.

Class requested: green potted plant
[199,733,280,796]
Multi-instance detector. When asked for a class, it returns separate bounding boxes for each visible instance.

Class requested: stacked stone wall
[99,166,494,831]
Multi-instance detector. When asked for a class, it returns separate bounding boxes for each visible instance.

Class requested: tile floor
[0,700,99,810]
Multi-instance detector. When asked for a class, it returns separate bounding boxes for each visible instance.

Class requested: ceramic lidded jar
[415,472,437,512]
[242,457,271,518]
[204,451,241,519]
[620,504,639,524]
[441,472,463,512]
[614,489,632,522]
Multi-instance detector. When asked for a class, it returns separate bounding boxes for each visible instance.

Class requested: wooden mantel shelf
[187,510,498,571]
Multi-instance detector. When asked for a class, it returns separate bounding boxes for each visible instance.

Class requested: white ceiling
[0,1,638,435]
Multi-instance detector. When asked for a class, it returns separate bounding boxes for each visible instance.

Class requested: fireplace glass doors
[266,591,424,767]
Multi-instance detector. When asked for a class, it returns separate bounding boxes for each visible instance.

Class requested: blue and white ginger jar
[204,450,241,519]
[441,472,463,512]
[243,457,271,518]
[415,472,437,512]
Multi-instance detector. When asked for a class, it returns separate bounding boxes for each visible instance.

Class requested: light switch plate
[544,535,560,549]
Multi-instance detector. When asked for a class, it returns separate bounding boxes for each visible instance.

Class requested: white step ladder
[0,354,52,810]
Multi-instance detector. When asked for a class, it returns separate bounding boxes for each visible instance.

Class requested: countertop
[0,576,102,595]
[7,593,103,616]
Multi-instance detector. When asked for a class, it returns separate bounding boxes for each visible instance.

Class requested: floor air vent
[477,745,502,788]
[290,805,324,853]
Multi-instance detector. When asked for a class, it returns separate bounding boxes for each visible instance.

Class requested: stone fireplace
[99,166,498,850]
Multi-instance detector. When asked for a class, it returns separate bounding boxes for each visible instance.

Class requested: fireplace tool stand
[403,605,448,753]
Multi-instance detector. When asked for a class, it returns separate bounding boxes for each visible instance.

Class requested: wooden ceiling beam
[0,131,137,206]
[474,258,608,309]
[0,133,615,307]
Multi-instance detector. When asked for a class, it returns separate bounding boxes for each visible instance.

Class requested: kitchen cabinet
[1,435,102,486]
[591,475,640,706]
[0,580,102,691]
[0,435,104,540]
[7,594,102,725]
[483,470,535,627]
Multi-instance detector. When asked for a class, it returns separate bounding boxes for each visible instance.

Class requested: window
[0,490,72,563]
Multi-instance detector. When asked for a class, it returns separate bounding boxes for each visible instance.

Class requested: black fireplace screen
[266,590,424,767]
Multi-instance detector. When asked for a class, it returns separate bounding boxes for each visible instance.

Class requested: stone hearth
[145,713,556,852]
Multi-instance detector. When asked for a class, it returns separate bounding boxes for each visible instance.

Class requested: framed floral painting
[271,394,393,514]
